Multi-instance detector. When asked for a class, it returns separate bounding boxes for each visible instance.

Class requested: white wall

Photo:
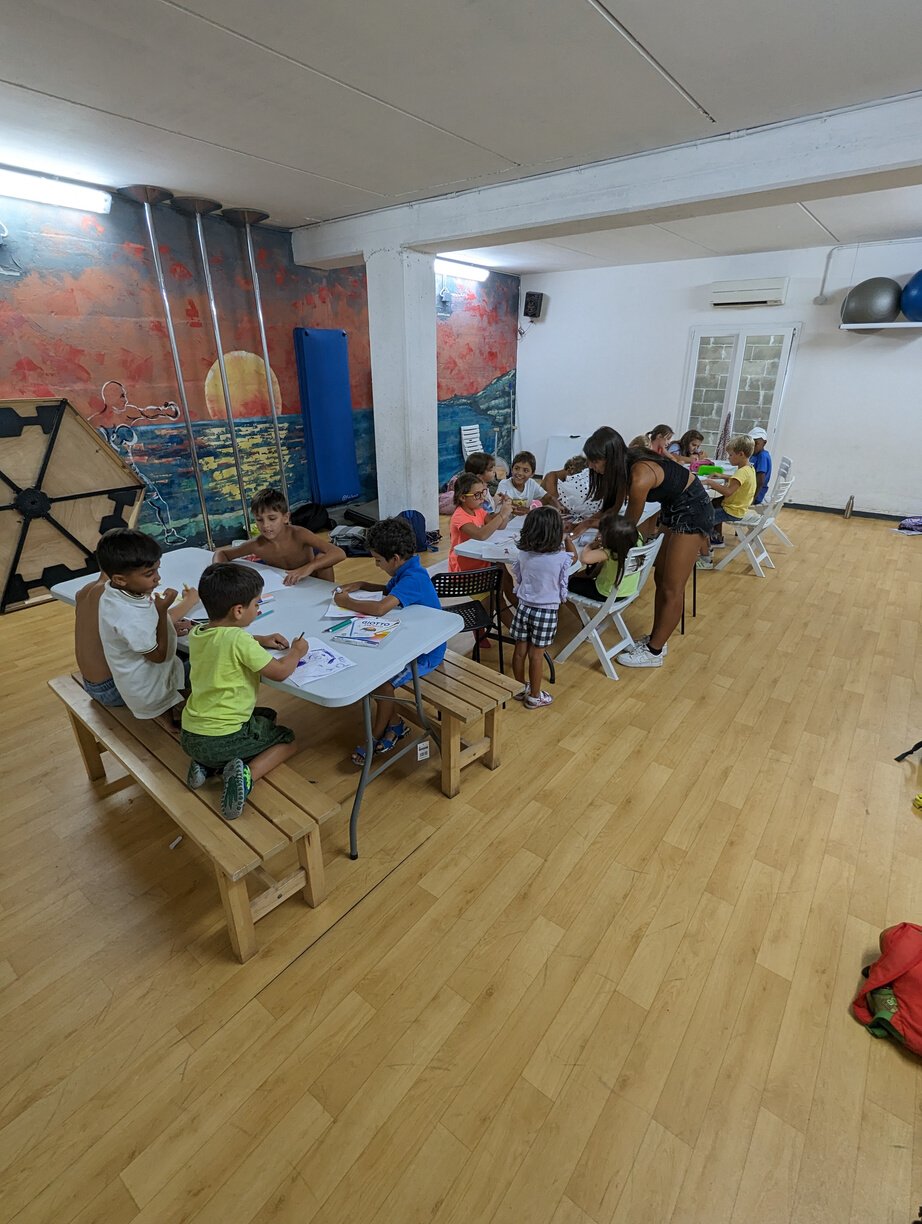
[516,241,922,517]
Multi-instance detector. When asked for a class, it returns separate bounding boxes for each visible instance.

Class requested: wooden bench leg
[296,826,326,908]
[67,711,106,781]
[216,868,257,962]
[484,707,501,770]
[441,714,462,799]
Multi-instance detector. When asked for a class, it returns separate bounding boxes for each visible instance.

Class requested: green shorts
[180,706,294,769]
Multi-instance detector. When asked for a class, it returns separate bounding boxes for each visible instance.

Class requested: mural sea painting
[0,192,519,551]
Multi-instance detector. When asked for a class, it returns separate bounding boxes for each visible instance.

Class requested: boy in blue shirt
[334,517,445,765]
[750,427,772,505]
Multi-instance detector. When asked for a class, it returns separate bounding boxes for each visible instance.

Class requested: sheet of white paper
[286,638,356,686]
[322,590,381,617]
[231,559,287,594]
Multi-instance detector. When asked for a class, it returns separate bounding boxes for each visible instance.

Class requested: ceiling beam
[292,92,922,267]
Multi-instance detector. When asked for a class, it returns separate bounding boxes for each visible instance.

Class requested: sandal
[351,744,369,767]
[375,721,410,754]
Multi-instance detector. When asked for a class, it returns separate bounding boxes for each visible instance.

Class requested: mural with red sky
[0,192,519,541]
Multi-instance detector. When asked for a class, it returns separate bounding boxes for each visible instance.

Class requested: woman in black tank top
[582,426,714,667]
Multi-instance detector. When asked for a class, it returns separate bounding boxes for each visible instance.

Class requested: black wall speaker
[523,291,545,320]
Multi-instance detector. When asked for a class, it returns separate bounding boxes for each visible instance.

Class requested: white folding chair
[460,425,483,460]
[715,477,795,577]
[764,463,795,549]
[554,535,663,680]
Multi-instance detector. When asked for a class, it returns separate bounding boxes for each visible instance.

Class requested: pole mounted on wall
[222,208,289,503]
[121,184,214,549]
[172,196,251,537]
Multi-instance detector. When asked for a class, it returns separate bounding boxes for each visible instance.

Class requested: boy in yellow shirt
[180,562,308,820]
[698,435,756,568]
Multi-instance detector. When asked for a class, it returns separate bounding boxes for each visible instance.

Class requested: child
[464,452,498,512]
[334,518,446,764]
[649,425,675,456]
[213,487,345,585]
[543,454,602,528]
[668,429,709,470]
[749,427,772,504]
[438,452,498,516]
[496,451,546,515]
[75,576,126,707]
[448,472,513,572]
[698,434,756,567]
[567,509,641,603]
[95,529,199,724]
[509,506,576,709]
[180,563,308,819]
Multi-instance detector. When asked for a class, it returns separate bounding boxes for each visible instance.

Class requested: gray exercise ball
[841,277,902,323]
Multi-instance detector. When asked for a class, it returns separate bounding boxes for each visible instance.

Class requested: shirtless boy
[212,488,345,585]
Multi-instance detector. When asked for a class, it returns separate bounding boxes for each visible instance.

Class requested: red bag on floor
[852,922,922,1055]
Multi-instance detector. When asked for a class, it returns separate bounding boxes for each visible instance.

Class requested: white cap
[749,427,768,440]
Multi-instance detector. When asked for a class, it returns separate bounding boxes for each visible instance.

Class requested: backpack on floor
[852,922,922,1056]
[291,502,334,532]
[897,516,922,534]
[399,509,435,552]
[330,524,370,556]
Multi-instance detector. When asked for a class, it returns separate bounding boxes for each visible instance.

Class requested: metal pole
[223,208,289,502]
[121,185,214,550]
[172,197,251,537]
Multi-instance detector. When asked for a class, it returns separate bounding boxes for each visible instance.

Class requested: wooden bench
[411,649,522,797]
[49,674,339,962]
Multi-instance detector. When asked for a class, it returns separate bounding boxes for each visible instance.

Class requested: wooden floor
[2,509,922,1223]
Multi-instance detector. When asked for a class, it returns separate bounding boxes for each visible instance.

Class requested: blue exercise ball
[901,270,922,321]
[841,277,902,323]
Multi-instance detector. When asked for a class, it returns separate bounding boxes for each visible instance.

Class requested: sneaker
[635,635,668,658]
[186,760,208,790]
[221,758,253,820]
[524,690,553,709]
[711,538,728,549]
[616,644,664,668]
[696,556,714,570]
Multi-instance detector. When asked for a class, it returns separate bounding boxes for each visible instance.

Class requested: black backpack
[291,502,334,532]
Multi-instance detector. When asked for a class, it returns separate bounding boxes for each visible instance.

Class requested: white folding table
[51,547,463,858]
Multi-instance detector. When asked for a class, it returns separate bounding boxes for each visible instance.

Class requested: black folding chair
[432,565,507,672]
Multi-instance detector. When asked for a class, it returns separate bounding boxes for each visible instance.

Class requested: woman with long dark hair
[582,426,713,667]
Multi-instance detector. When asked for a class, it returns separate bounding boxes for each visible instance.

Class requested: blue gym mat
[293,327,361,505]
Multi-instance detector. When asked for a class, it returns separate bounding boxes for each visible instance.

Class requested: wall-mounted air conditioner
[710,277,789,307]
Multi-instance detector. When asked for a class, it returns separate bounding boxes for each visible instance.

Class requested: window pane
[733,334,785,438]
[688,334,735,454]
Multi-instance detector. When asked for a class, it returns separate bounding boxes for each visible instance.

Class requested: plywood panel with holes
[0,398,144,611]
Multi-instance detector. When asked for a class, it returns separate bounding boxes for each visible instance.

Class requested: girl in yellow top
[698,435,757,565]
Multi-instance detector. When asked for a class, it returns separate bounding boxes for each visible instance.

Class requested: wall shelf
[839,321,922,330]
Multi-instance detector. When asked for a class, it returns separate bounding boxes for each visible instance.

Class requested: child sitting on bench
[334,517,446,765]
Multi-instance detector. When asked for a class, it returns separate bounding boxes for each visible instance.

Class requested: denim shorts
[660,480,715,536]
[83,676,126,707]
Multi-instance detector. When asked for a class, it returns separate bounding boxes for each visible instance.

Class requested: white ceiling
[447,184,922,273]
[2,0,922,234]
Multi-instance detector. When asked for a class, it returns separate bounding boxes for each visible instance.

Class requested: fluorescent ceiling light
[434,257,490,283]
[0,168,111,214]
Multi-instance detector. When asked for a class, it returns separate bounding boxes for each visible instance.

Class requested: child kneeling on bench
[334,517,446,766]
[181,563,308,820]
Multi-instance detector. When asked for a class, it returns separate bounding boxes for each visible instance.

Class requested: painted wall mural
[0,193,374,544]
[0,192,519,547]
[436,270,519,487]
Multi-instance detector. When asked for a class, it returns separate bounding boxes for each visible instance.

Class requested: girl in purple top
[510,507,577,709]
